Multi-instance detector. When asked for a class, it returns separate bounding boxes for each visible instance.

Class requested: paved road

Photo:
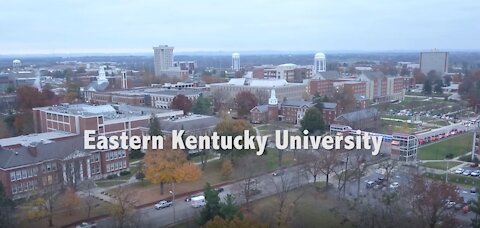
[95,165,313,228]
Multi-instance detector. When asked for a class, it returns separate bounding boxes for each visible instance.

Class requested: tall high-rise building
[232,53,240,71]
[153,45,175,76]
[314,52,326,73]
[419,50,448,76]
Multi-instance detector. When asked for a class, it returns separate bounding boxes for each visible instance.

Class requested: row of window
[106,160,127,172]
[41,162,57,173]
[12,180,38,194]
[105,150,126,161]
[91,163,101,175]
[10,167,38,181]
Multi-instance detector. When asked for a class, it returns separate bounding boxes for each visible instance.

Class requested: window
[15,171,21,180]
[27,169,32,178]
[12,184,17,194]
[23,182,28,191]
[106,164,110,172]
[10,172,15,181]
[33,167,38,176]
[123,160,127,168]
[46,163,51,171]
[52,163,57,171]
[18,183,23,193]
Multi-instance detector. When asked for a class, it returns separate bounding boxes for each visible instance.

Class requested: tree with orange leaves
[144,139,202,194]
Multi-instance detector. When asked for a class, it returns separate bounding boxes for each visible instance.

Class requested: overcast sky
[1,0,479,55]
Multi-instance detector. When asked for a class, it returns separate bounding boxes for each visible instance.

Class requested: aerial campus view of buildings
[1,0,480,227]
[1,41,480,227]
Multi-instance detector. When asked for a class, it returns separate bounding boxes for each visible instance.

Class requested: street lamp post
[445,157,450,183]
[170,182,176,224]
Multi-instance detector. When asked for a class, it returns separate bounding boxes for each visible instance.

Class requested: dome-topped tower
[314,52,326,73]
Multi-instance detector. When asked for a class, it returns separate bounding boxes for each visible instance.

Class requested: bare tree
[301,149,338,188]
[409,175,461,228]
[351,151,368,197]
[83,180,96,219]
[269,168,305,227]
[378,160,397,185]
[109,186,137,228]
[237,155,262,211]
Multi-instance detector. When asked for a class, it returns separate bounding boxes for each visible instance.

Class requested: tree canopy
[300,107,326,135]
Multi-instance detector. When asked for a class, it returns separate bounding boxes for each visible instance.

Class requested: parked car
[445,200,456,209]
[389,182,400,189]
[463,170,471,176]
[471,171,480,177]
[272,170,285,176]
[471,188,477,193]
[454,168,464,174]
[76,222,97,228]
[215,187,225,193]
[366,181,375,189]
[154,200,173,209]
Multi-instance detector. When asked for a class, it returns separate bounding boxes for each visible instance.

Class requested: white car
[389,182,400,189]
[154,200,172,209]
[471,171,480,177]
[454,168,464,174]
[463,170,471,176]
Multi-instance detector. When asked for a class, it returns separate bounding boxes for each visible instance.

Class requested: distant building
[250,90,339,125]
[232,53,240,71]
[88,87,204,109]
[173,61,197,75]
[153,45,188,77]
[333,108,380,131]
[32,103,183,137]
[209,78,307,102]
[0,135,128,199]
[252,64,313,83]
[420,51,448,76]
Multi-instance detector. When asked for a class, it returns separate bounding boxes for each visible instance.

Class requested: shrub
[119,170,131,176]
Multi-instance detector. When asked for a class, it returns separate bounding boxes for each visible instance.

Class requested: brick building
[250,90,339,125]
[32,103,183,137]
[0,135,128,199]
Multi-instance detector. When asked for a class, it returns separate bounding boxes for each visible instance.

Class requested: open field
[418,133,473,160]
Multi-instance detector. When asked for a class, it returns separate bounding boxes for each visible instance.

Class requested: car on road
[471,188,477,193]
[463,170,471,176]
[185,194,202,202]
[445,200,456,209]
[191,195,206,208]
[76,222,97,228]
[272,170,285,176]
[215,187,225,193]
[454,168,464,174]
[389,182,400,189]
[154,200,173,209]
[366,181,375,189]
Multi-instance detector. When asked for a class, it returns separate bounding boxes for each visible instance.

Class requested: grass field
[419,161,463,170]
[418,133,473,160]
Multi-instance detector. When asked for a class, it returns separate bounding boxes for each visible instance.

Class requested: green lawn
[419,161,463,170]
[418,133,474,160]
[424,172,480,188]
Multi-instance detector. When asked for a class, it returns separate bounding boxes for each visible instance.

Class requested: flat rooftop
[0,130,77,148]
[105,87,203,96]
[34,103,181,120]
